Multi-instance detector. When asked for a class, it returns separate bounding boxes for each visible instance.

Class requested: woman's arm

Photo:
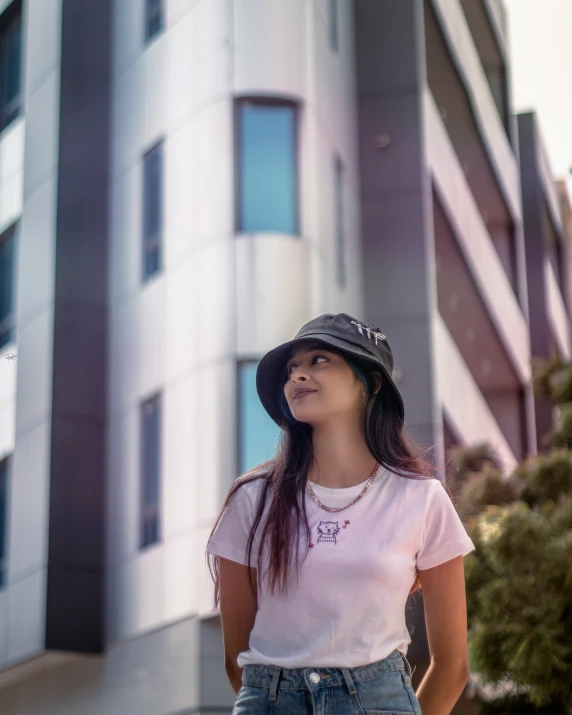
[225,664,244,696]
[416,555,471,714]
[219,556,258,695]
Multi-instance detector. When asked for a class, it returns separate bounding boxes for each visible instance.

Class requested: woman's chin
[291,407,322,424]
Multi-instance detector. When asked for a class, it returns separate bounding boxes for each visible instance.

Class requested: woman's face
[283,340,367,426]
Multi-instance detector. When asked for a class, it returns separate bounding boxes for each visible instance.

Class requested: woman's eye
[286,355,327,374]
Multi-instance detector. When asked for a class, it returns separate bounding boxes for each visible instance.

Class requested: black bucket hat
[255,312,404,428]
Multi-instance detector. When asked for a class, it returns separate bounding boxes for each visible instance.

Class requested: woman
[206,312,475,715]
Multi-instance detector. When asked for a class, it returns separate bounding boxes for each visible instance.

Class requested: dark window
[140,395,161,549]
[236,99,299,235]
[329,0,339,51]
[0,456,8,589]
[143,140,163,280]
[238,362,282,474]
[334,155,346,288]
[145,0,163,43]
[0,224,16,350]
[0,7,22,131]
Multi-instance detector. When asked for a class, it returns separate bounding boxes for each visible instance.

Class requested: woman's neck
[308,421,377,488]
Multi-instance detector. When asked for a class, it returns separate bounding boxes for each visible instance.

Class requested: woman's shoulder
[234,465,273,502]
[385,467,440,492]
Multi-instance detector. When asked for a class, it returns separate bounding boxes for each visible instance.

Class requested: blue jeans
[232,647,422,714]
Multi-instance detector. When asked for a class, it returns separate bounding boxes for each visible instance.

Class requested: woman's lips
[293,390,317,400]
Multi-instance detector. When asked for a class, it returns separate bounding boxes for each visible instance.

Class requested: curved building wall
[106,0,363,655]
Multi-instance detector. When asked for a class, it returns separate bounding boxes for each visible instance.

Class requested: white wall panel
[193,361,237,520]
[139,277,168,397]
[106,410,138,568]
[0,377,16,461]
[0,167,22,232]
[111,61,145,179]
[141,36,168,153]
[233,0,306,98]
[163,259,196,387]
[137,546,166,634]
[11,305,54,435]
[23,0,62,95]
[0,119,24,182]
[112,0,144,75]
[16,176,57,323]
[166,0,231,132]
[164,100,234,267]
[236,235,311,355]
[0,590,7,667]
[1,0,64,673]
[166,0,203,29]
[7,569,46,666]
[108,165,141,308]
[181,242,236,367]
[22,70,60,199]
[7,421,51,580]
[162,377,199,536]
[108,299,141,419]
[106,560,139,644]
[0,118,24,233]
[311,0,356,163]
[164,532,196,624]
[109,278,167,420]
[163,365,235,540]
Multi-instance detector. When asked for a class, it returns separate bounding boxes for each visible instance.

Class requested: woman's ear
[373,374,382,394]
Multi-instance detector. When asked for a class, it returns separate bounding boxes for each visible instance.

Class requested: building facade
[0,0,570,713]
[518,111,572,450]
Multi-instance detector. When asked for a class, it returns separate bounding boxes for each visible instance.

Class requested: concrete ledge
[435,313,517,474]
[429,0,522,223]
[425,88,531,384]
[545,258,571,359]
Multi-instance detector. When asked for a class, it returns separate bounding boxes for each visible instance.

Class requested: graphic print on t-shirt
[310,519,351,547]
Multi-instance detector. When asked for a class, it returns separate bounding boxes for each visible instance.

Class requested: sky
[504,0,572,198]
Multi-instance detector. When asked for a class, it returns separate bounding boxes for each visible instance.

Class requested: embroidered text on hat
[350,320,386,345]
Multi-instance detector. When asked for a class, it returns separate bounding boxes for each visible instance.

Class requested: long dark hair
[206,346,442,609]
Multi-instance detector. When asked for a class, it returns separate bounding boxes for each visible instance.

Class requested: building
[517,111,572,449]
[0,0,570,713]
[559,178,572,325]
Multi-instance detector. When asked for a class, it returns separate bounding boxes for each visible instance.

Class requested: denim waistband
[241,647,413,702]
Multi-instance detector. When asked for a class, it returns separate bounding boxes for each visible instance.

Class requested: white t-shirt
[206,464,475,669]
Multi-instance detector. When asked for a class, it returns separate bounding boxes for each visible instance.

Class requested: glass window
[143,141,163,279]
[329,0,339,51]
[334,155,346,288]
[0,10,22,131]
[237,100,298,234]
[140,395,161,549]
[0,457,8,589]
[0,225,15,350]
[145,0,163,43]
[239,362,282,474]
